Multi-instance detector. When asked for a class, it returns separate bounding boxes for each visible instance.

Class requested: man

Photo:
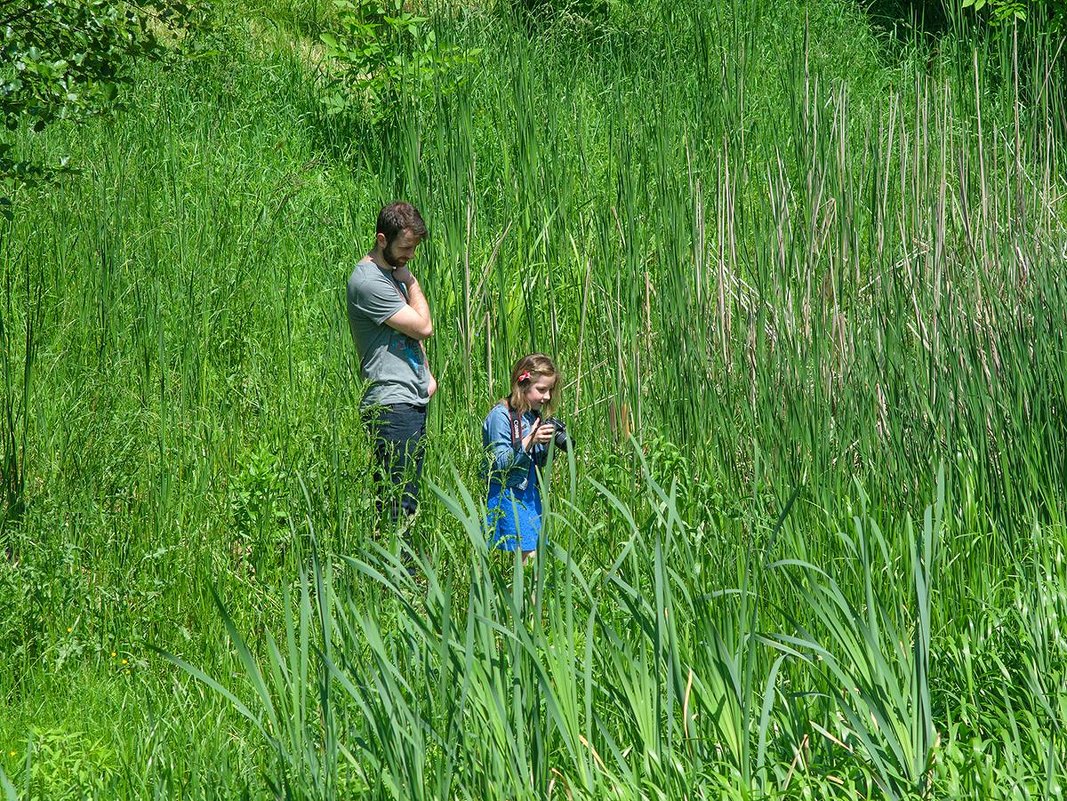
[347,202,436,528]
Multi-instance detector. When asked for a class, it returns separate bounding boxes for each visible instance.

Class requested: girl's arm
[483,406,534,474]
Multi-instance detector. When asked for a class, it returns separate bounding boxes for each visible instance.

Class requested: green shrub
[317,0,477,123]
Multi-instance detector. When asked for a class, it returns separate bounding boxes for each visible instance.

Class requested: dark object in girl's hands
[541,417,571,451]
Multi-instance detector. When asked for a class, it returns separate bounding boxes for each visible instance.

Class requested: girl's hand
[522,418,555,451]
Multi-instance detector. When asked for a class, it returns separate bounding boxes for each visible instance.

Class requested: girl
[483,354,561,561]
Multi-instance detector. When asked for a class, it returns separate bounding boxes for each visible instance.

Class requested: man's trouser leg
[368,403,427,526]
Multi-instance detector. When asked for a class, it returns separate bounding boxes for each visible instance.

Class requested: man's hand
[392,265,416,286]
[522,419,555,452]
[427,371,438,398]
[383,268,433,340]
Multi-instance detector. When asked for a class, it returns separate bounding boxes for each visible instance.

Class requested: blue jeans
[366,403,427,522]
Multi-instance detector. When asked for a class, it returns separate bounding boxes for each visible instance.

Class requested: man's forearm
[405,278,432,330]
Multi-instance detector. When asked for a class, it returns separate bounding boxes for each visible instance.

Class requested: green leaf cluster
[960,0,1067,24]
[0,0,208,206]
[317,0,478,123]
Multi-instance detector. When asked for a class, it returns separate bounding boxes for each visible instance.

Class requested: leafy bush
[227,446,290,577]
[0,0,211,209]
[317,0,477,123]
[0,553,35,669]
[961,0,1067,25]
[3,727,118,801]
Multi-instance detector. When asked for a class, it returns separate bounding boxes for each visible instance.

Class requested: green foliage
[227,446,291,576]
[960,0,1067,24]
[6,728,118,801]
[317,0,477,123]
[0,0,209,207]
[962,0,1028,21]
[508,0,647,38]
[775,478,942,799]
[0,554,34,668]
[2,1,152,133]
[511,0,610,26]
[178,464,990,799]
[2,0,1067,797]
[0,764,14,801]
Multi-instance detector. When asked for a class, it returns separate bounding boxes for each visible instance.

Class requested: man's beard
[383,240,406,268]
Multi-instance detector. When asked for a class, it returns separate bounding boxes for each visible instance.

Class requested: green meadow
[2,0,1066,797]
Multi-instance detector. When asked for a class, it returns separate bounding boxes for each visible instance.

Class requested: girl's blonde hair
[505,353,560,416]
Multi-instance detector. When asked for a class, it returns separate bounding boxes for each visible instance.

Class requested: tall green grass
[1,0,1065,797]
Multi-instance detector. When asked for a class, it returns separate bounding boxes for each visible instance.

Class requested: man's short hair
[376,202,427,243]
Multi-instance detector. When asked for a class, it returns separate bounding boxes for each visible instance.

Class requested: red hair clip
[517,371,531,383]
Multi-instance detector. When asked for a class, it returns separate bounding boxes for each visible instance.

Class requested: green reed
[176,452,954,799]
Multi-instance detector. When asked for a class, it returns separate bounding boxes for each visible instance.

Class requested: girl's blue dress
[482,403,549,552]
[487,468,542,552]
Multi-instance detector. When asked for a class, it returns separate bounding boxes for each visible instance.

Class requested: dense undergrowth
[1,0,1066,797]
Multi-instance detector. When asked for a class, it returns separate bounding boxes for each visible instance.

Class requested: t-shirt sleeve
[351,272,406,325]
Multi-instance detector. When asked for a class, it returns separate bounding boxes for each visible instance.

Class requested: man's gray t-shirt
[347,259,430,408]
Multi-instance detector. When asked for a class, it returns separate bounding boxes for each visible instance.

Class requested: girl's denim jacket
[482,403,549,490]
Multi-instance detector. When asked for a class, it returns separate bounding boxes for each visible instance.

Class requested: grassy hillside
[1,1,1066,797]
